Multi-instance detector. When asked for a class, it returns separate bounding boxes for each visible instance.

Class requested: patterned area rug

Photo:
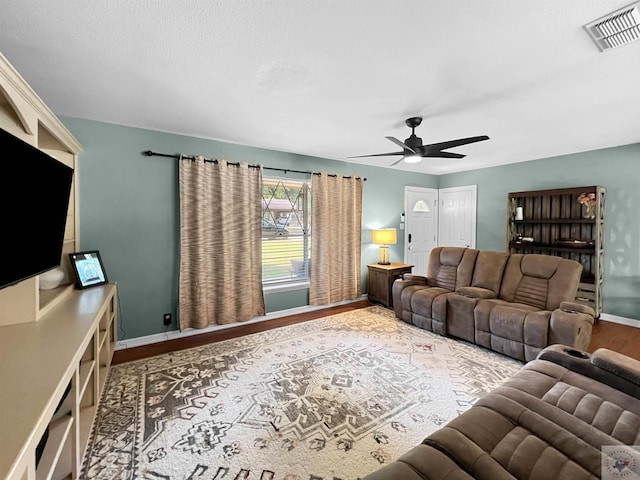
[82,306,523,480]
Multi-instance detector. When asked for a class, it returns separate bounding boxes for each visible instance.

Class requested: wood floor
[113,300,640,364]
[587,317,640,361]
[112,299,371,364]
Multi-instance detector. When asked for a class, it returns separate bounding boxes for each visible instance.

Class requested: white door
[438,185,477,248]
[404,186,438,275]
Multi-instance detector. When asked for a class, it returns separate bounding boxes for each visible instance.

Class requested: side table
[367,263,413,308]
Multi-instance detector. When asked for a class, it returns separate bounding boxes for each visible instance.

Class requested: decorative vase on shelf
[582,203,596,219]
[578,192,596,219]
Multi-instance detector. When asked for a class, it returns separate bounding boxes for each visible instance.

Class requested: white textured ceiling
[1,0,639,174]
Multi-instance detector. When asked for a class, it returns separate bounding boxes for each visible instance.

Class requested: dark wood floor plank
[588,318,640,361]
[113,299,370,364]
[113,301,640,364]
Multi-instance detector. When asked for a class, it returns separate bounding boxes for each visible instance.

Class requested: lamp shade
[372,228,397,245]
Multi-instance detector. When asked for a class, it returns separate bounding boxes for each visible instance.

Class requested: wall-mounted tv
[0,127,74,290]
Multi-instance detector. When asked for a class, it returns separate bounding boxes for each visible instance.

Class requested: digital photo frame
[68,250,109,289]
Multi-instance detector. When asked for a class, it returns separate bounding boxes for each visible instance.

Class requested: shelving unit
[507,186,605,316]
[0,53,117,480]
[0,53,81,327]
[0,283,118,480]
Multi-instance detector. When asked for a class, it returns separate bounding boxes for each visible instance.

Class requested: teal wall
[438,144,640,320]
[61,116,640,338]
[62,117,437,339]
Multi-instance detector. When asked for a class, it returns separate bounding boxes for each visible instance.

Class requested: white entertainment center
[0,52,117,480]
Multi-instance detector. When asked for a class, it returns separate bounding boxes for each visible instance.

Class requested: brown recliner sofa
[361,345,640,480]
[393,247,595,362]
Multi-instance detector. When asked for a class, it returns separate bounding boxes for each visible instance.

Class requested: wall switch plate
[163,313,172,325]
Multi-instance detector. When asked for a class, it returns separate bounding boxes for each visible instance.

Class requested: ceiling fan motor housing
[405,133,423,150]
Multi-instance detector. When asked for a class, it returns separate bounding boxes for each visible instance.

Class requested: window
[262,177,311,285]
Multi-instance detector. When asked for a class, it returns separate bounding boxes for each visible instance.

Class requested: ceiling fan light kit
[349,116,489,167]
[403,154,423,164]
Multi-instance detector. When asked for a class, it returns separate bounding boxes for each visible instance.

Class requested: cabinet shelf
[508,242,595,254]
[511,218,595,224]
[78,360,96,400]
[36,413,73,480]
[98,329,108,350]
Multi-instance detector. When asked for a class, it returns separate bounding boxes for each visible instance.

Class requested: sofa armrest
[455,286,497,299]
[537,345,640,399]
[549,305,595,350]
[559,301,596,317]
[592,348,640,387]
[401,274,428,284]
[392,275,427,318]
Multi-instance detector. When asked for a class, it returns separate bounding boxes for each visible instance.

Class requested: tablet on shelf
[68,250,109,289]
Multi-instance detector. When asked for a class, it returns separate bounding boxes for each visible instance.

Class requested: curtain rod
[142,150,366,181]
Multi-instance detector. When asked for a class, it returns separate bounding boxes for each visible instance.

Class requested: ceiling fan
[349,116,489,166]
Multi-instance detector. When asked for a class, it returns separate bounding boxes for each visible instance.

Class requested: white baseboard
[598,312,640,328]
[116,295,369,350]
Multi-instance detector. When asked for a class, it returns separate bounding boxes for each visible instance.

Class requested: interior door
[438,185,477,248]
[404,186,438,275]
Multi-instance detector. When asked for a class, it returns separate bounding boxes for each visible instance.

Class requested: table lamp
[372,228,397,265]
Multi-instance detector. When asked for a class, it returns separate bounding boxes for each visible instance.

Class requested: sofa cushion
[505,358,640,412]
[470,250,509,293]
[498,254,582,310]
[473,304,551,361]
[495,360,640,445]
[425,396,600,479]
[456,286,498,299]
[410,287,450,334]
[411,286,450,312]
[427,247,478,290]
[489,306,550,345]
[362,444,477,480]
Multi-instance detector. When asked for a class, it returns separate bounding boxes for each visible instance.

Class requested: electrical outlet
[163,313,172,326]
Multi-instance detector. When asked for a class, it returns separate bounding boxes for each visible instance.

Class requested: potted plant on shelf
[577,192,596,219]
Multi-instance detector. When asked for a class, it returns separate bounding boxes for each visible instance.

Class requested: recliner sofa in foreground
[362,345,640,479]
[392,247,595,361]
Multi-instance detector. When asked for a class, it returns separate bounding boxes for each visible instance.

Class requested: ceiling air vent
[584,2,640,51]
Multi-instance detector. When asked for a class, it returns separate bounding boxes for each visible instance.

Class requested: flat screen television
[0,127,74,290]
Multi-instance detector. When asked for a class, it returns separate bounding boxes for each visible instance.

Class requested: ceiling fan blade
[424,135,489,152]
[348,150,405,159]
[390,157,407,166]
[385,136,416,154]
[423,151,466,159]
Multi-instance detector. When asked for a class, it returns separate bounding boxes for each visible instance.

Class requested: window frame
[261,175,311,289]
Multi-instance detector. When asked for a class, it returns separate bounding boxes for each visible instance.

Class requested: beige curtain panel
[310,173,364,305]
[179,156,265,329]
